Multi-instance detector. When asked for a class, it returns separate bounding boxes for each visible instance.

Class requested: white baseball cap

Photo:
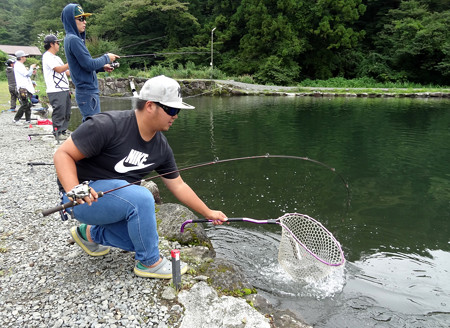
[15,50,29,58]
[139,75,194,109]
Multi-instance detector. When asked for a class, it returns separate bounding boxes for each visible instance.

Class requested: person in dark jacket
[5,58,18,111]
[61,3,119,120]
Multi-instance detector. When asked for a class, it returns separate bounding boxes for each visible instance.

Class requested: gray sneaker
[12,120,23,125]
[134,257,188,279]
[70,226,110,257]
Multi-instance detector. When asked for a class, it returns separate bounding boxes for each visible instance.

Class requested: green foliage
[0,51,8,81]
[0,50,9,63]
[356,51,408,83]
[92,0,199,50]
[86,37,120,59]
[0,0,449,86]
[298,77,439,89]
[312,0,367,49]
[375,0,450,84]
[254,56,300,85]
[109,62,227,80]
[30,0,70,42]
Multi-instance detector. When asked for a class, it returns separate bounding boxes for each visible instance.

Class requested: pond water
[72,95,450,327]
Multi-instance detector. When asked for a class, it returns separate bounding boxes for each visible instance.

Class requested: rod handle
[41,200,76,217]
[41,192,104,217]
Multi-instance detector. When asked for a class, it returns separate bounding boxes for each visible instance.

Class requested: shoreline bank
[95,77,450,99]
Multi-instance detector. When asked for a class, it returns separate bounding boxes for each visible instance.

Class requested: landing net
[277,213,345,281]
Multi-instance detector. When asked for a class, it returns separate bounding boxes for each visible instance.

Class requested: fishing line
[120,36,167,50]
[41,154,350,216]
[119,51,211,58]
[184,88,222,99]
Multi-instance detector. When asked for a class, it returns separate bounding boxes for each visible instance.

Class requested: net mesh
[277,213,344,281]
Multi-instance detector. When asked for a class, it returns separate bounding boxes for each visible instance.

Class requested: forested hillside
[1,0,449,85]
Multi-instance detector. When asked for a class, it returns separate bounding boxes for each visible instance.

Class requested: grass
[0,81,11,111]
[0,78,48,111]
[1,68,449,106]
[296,77,450,93]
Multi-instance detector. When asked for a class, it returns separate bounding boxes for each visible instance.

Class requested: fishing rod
[27,133,60,143]
[119,51,211,58]
[28,133,53,137]
[28,162,54,166]
[41,154,350,217]
[27,162,54,171]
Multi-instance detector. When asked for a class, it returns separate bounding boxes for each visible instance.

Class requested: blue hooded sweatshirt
[61,3,110,95]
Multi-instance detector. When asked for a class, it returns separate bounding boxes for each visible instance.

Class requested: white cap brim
[160,101,195,110]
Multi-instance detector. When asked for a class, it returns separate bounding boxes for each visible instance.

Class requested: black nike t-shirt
[71,110,179,184]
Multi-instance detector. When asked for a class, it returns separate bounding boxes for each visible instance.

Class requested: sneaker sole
[70,227,110,257]
[134,264,188,279]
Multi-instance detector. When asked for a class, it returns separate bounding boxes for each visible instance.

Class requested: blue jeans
[64,179,160,266]
[75,92,100,121]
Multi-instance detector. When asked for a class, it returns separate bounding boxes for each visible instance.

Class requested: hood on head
[61,3,86,42]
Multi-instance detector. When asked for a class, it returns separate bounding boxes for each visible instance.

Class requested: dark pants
[14,89,32,122]
[48,91,72,135]
[8,86,18,110]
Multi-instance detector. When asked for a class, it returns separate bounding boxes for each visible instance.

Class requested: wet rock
[178,282,270,328]
[156,203,212,248]
[247,294,312,328]
[203,258,254,292]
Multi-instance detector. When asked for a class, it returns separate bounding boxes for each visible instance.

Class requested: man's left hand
[104,64,114,72]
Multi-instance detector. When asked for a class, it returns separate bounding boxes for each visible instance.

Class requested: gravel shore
[0,108,310,328]
[0,111,186,327]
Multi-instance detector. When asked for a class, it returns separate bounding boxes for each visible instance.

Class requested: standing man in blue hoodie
[61,3,119,121]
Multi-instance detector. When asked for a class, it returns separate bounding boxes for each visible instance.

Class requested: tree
[376,0,450,83]
[92,0,199,51]
[0,0,36,45]
[301,0,367,79]
[217,0,366,82]
[216,0,307,83]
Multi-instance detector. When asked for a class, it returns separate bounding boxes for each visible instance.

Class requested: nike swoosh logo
[114,158,154,173]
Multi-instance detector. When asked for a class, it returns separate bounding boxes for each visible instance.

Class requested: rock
[161,287,177,301]
[246,294,312,328]
[156,203,212,248]
[203,258,254,292]
[141,180,162,204]
[178,282,270,328]
[181,246,215,264]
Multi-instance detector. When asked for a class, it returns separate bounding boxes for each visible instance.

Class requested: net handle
[180,217,278,232]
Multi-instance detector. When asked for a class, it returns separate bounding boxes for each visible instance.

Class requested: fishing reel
[67,181,91,200]
[110,62,120,69]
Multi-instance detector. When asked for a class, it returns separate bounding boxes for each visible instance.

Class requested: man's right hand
[107,53,120,63]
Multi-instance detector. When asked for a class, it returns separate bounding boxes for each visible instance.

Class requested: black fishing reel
[110,62,120,69]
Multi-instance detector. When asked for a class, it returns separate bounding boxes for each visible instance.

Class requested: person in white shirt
[13,50,37,124]
[42,35,72,138]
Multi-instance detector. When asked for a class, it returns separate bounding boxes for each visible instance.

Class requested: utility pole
[210,27,216,79]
